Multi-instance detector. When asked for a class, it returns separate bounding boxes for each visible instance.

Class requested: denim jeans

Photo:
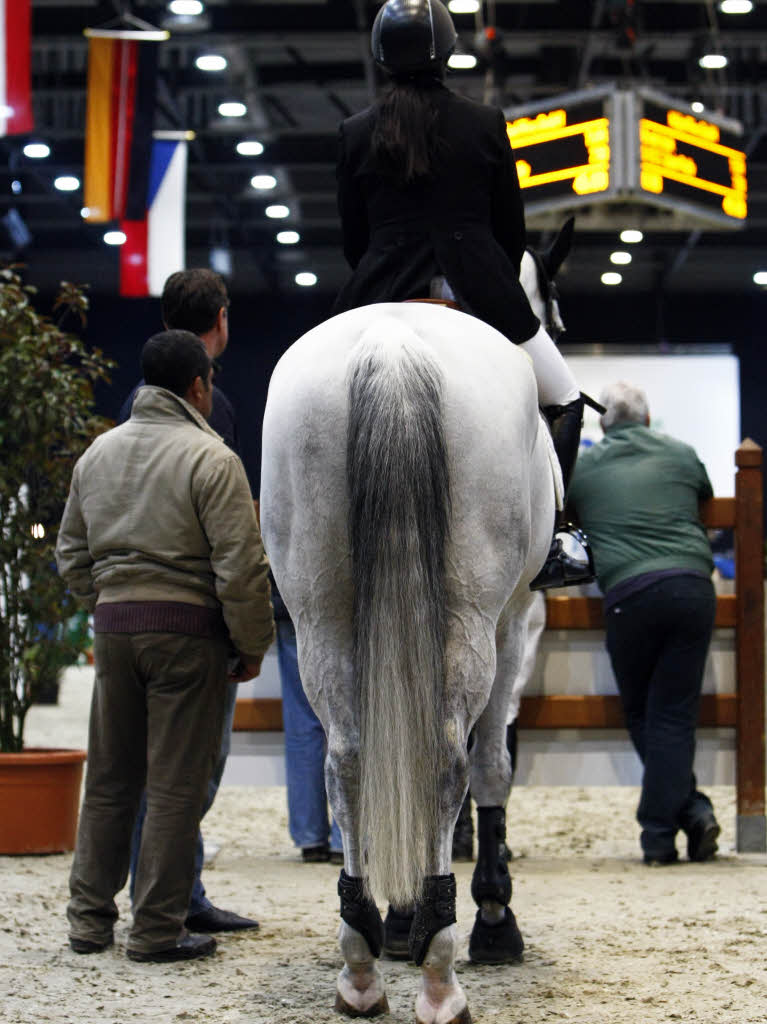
[129,676,238,917]
[277,619,342,851]
[605,574,716,858]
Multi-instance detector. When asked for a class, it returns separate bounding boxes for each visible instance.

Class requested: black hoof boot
[382,904,414,960]
[468,906,524,964]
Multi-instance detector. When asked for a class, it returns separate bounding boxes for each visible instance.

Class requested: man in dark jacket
[119,269,257,934]
[568,380,720,866]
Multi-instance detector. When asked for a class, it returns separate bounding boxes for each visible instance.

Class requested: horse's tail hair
[347,321,451,907]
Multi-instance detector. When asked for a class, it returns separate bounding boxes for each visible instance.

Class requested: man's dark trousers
[68,631,227,953]
[605,575,717,860]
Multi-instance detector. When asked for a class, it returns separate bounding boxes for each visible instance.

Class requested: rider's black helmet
[371,0,458,75]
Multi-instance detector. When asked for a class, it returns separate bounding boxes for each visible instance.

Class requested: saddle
[404,298,461,310]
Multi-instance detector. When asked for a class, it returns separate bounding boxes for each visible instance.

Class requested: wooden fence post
[734,439,766,852]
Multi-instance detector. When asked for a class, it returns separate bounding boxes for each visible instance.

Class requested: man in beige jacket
[56,330,274,963]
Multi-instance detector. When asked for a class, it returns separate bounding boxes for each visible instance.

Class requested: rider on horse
[332,0,593,591]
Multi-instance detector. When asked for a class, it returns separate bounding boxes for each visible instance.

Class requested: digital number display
[506,99,611,201]
[638,99,747,221]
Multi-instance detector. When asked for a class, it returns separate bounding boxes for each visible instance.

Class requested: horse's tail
[347,319,451,907]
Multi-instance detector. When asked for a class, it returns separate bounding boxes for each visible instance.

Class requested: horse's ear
[543,216,575,278]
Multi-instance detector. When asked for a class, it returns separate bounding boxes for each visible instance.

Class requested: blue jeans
[605,575,716,858]
[129,679,238,917]
[277,619,342,851]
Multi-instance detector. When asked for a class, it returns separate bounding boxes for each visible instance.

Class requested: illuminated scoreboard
[633,94,747,224]
[506,91,617,209]
[504,87,748,229]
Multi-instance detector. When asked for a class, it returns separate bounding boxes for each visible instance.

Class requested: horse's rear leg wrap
[409,874,457,966]
[339,870,385,959]
[470,807,512,906]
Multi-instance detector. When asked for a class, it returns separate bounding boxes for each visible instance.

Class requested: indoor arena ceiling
[5,0,767,299]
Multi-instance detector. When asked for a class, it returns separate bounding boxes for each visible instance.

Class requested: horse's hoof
[382,905,414,961]
[468,906,524,965]
[334,992,389,1017]
[416,1006,472,1024]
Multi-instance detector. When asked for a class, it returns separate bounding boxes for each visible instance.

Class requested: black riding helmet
[371,0,458,75]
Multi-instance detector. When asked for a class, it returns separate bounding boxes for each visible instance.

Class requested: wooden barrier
[236,441,766,850]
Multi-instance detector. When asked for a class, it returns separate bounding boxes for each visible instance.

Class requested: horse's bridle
[528,248,564,343]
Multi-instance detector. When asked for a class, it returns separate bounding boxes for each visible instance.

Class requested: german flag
[83,36,160,223]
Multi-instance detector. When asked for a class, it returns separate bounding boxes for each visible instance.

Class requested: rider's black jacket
[332,80,540,345]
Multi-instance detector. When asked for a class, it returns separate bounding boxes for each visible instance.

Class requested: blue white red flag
[120,136,188,298]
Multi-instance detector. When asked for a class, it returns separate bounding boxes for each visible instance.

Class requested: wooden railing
[236,440,766,851]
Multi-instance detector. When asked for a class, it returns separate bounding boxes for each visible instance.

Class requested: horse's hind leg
[466,598,533,965]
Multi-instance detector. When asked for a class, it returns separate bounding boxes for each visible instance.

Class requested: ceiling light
[448,1,480,13]
[719,1,752,13]
[601,272,622,286]
[169,0,203,14]
[610,251,632,265]
[237,140,264,156]
[698,51,728,70]
[754,271,767,286]
[195,54,227,71]
[23,142,50,159]
[620,229,643,244]
[295,272,317,287]
[103,230,126,246]
[251,174,276,190]
[691,101,705,113]
[266,204,290,219]
[447,53,478,69]
[80,207,90,218]
[11,180,21,194]
[54,176,80,192]
[277,231,300,244]
[218,101,247,118]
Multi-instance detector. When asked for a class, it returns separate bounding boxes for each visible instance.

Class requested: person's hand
[227,654,263,682]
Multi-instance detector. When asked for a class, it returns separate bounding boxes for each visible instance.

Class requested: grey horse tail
[347,326,451,907]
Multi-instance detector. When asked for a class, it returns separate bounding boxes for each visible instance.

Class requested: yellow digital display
[506,99,611,199]
[639,101,747,221]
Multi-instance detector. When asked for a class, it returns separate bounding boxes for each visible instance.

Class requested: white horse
[261,224,572,1024]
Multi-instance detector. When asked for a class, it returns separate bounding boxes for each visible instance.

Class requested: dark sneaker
[127,933,216,963]
[643,850,679,866]
[530,527,595,591]
[301,844,330,862]
[185,906,259,932]
[687,813,720,862]
[70,935,114,954]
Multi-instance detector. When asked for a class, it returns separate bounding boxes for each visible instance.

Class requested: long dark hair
[370,73,445,186]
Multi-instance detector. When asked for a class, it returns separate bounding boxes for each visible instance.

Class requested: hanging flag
[83,34,160,223]
[0,0,34,136]
[120,135,188,298]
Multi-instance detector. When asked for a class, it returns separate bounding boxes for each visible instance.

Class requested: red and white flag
[0,0,34,136]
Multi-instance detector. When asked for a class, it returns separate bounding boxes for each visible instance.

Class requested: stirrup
[530,524,595,592]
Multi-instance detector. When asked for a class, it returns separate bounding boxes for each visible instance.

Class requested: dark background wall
[68,285,765,498]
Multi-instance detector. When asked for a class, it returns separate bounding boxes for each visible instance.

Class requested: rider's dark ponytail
[370,74,445,186]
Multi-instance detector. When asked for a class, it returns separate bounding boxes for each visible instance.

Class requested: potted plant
[0,267,114,853]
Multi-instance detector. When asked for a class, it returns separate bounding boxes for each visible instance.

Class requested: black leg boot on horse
[468,806,524,964]
[530,395,595,591]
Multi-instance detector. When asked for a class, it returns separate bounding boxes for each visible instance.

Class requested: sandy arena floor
[2,670,766,1024]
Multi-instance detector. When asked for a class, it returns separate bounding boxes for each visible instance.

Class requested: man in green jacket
[56,330,275,962]
[568,380,720,866]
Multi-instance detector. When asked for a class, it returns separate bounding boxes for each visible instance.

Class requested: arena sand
[1,669,766,1024]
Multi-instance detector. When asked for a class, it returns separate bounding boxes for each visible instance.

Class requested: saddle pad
[540,411,565,512]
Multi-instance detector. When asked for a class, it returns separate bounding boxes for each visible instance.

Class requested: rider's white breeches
[519,324,580,408]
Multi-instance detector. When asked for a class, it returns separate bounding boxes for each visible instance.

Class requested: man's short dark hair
[141,330,211,398]
[161,268,229,335]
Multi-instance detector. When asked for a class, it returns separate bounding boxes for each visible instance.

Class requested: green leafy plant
[0,268,114,752]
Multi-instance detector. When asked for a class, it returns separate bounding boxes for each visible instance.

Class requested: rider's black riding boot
[530,396,595,591]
